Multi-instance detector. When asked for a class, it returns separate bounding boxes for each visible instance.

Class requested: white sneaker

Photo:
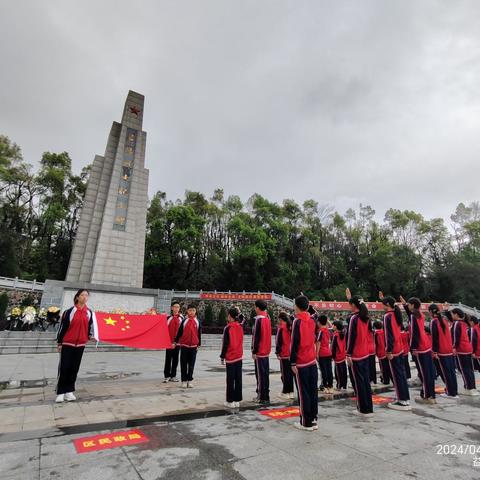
[439,393,459,399]
[224,401,236,408]
[169,377,179,382]
[65,392,76,402]
[187,382,194,388]
[234,401,240,408]
[181,382,187,388]
[294,422,314,432]
[55,394,65,403]
[462,389,480,396]
[387,401,412,411]
[288,392,296,400]
[163,377,170,383]
[277,392,290,400]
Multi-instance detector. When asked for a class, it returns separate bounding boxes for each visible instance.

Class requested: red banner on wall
[200,292,273,301]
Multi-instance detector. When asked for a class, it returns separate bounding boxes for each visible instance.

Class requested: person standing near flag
[55,289,94,403]
[174,304,201,388]
[163,302,183,383]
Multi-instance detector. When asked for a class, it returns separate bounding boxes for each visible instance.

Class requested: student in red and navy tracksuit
[374,320,391,384]
[346,294,373,416]
[403,297,436,404]
[471,316,480,373]
[163,302,183,382]
[174,304,201,388]
[429,304,458,398]
[252,299,272,404]
[367,325,377,384]
[56,289,94,403]
[401,327,411,379]
[451,308,479,395]
[290,295,318,431]
[276,312,294,399]
[316,315,334,393]
[381,296,411,411]
[220,307,244,408]
[331,320,347,390]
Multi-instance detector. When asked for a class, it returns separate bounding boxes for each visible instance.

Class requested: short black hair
[374,320,383,330]
[318,314,328,325]
[187,304,196,310]
[228,306,240,319]
[171,301,180,307]
[294,295,309,311]
[255,300,268,311]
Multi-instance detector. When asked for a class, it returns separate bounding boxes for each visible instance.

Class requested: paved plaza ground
[0,350,479,479]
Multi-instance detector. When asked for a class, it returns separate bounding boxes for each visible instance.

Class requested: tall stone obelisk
[66,90,149,288]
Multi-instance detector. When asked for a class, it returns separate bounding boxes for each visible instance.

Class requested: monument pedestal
[40,279,173,314]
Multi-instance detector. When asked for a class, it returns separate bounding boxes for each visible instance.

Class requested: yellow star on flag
[104,317,117,326]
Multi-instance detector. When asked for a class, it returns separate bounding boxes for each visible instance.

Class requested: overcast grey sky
[1,0,479,222]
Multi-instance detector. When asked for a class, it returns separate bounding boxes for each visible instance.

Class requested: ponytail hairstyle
[471,315,479,326]
[228,306,240,321]
[349,295,369,322]
[373,320,383,330]
[332,320,345,340]
[381,296,403,327]
[444,310,453,323]
[450,307,465,321]
[407,297,422,319]
[428,304,446,333]
[278,311,292,331]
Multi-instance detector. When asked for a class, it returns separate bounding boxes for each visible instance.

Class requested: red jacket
[453,320,473,354]
[401,330,410,355]
[409,313,431,353]
[175,317,201,348]
[431,317,453,355]
[316,326,331,357]
[368,330,376,355]
[472,324,480,356]
[331,331,346,363]
[290,311,316,367]
[384,312,404,357]
[375,329,386,359]
[346,314,370,361]
[57,306,93,347]
[220,321,243,363]
[252,312,272,357]
[167,314,182,343]
[275,324,291,359]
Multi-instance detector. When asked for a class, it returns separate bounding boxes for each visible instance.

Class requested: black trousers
[280,358,294,393]
[379,358,391,384]
[348,364,355,390]
[389,355,410,402]
[180,347,197,382]
[254,357,270,401]
[226,360,242,402]
[436,355,458,396]
[415,352,436,399]
[334,361,348,389]
[318,356,333,388]
[57,345,85,394]
[351,358,373,414]
[368,354,377,384]
[457,354,476,390]
[164,346,180,378]
[295,363,318,427]
[403,354,411,379]
[474,357,480,373]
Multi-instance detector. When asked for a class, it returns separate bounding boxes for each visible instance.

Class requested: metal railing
[0,276,44,292]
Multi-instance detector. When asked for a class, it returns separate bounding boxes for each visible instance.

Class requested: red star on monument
[129,105,141,116]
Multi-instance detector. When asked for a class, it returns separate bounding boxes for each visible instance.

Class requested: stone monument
[66,90,148,288]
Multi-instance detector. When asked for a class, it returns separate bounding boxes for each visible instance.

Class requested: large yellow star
[104,317,117,326]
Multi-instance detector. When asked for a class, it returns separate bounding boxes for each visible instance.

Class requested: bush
[203,304,214,326]
[217,306,228,326]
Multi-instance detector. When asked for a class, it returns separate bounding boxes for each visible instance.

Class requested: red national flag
[93,312,172,349]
